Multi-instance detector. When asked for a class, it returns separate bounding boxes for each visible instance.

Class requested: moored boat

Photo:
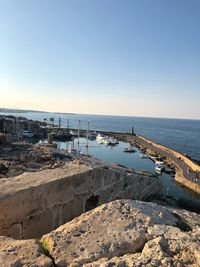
[22,130,34,138]
[96,133,105,143]
[96,134,118,146]
[155,161,164,173]
[87,131,97,140]
[124,146,136,153]
[140,154,149,159]
[106,137,119,145]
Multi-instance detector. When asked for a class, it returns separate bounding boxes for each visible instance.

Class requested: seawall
[137,135,200,194]
[113,133,200,195]
[138,135,200,172]
[175,169,200,195]
[0,161,160,239]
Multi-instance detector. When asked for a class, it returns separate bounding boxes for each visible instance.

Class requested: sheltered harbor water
[55,137,200,212]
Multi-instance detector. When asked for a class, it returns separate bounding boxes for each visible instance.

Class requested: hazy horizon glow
[0,0,200,119]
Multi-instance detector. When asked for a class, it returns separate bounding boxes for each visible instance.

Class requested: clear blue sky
[0,0,200,119]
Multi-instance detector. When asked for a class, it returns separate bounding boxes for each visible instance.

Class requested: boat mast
[86,121,89,148]
[71,137,74,150]
[78,120,80,145]
[59,117,61,129]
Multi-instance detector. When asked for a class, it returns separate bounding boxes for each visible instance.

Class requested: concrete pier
[113,133,200,195]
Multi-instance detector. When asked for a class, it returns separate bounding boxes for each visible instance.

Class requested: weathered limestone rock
[41,200,200,267]
[0,236,53,267]
[0,161,160,239]
[0,142,72,178]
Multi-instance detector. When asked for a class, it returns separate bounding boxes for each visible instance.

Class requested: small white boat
[124,147,135,153]
[23,130,34,138]
[67,148,80,155]
[96,134,118,146]
[108,137,119,145]
[102,137,110,145]
[38,140,48,145]
[155,161,164,173]
[96,134,109,144]
[70,130,78,136]
[96,133,105,142]
[87,131,97,140]
[140,154,149,159]
[102,137,111,145]
[102,136,119,145]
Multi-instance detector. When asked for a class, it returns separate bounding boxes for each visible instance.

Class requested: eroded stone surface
[0,236,53,267]
[0,159,160,239]
[41,200,200,267]
[0,142,73,178]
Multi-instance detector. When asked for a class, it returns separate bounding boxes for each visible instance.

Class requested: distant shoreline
[0,108,47,114]
[0,108,76,116]
[0,108,199,121]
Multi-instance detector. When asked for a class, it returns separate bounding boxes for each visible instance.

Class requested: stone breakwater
[1,200,200,267]
[113,133,200,195]
[0,158,160,239]
[138,135,200,172]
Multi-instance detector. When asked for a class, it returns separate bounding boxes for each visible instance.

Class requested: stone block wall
[0,163,160,239]
[175,170,200,195]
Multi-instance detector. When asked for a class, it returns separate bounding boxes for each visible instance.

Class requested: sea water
[3,112,199,160]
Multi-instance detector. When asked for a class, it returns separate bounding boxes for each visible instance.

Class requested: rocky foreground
[0,142,73,178]
[1,200,200,267]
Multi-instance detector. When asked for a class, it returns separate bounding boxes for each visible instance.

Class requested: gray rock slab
[0,236,53,267]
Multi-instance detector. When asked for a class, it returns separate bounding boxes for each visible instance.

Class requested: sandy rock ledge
[41,200,200,267]
[0,199,200,266]
[0,236,53,267]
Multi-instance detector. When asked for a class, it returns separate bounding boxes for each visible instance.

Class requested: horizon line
[0,107,199,121]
